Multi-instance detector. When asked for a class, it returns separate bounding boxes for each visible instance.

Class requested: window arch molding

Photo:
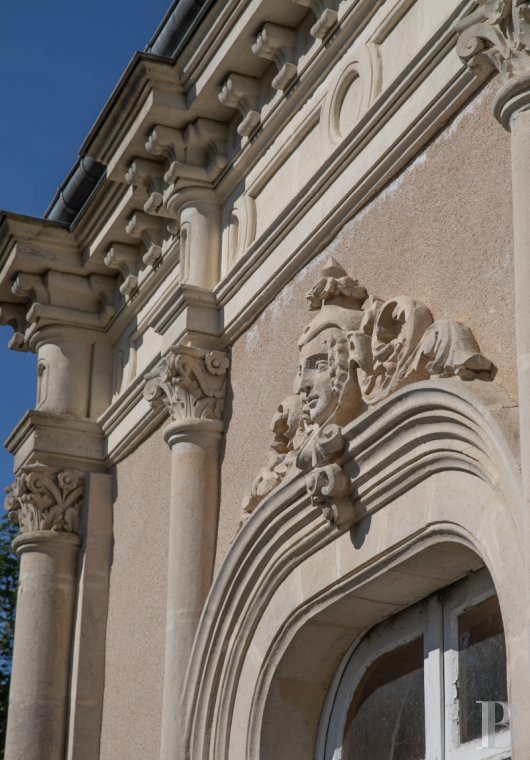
[183,381,526,760]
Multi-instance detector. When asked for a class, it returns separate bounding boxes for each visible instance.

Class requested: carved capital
[456,1,530,80]
[5,464,85,535]
[143,345,229,422]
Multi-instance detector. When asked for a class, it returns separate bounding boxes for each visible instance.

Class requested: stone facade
[1,1,529,759]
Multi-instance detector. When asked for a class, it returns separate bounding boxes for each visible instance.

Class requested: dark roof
[44,0,215,227]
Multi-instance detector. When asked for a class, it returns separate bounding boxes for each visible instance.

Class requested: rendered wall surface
[99,427,171,760]
[217,81,516,568]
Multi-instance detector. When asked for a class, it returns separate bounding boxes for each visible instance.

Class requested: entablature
[0,0,501,462]
[5,410,106,474]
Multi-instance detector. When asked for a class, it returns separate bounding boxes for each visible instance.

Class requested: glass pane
[458,594,509,744]
[342,637,425,760]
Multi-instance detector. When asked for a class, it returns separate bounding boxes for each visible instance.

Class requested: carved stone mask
[296,327,340,426]
[296,303,365,427]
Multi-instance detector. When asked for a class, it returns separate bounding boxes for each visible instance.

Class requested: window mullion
[424,595,445,760]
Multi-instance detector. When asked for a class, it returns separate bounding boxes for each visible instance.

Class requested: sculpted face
[297,328,340,426]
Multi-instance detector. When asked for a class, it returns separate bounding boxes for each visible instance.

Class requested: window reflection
[458,595,508,744]
[342,637,425,760]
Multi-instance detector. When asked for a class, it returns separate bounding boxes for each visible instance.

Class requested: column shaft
[160,420,223,760]
[4,532,80,760]
[509,109,530,503]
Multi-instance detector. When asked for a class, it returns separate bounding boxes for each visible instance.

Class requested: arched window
[324,569,511,760]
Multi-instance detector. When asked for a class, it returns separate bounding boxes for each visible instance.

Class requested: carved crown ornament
[5,464,85,536]
[143,345,230,422]
[456,1,530,80]
[242,259,493,529]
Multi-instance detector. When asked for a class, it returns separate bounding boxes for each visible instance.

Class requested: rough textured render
[99,428,170,760]
[217,81,515,566]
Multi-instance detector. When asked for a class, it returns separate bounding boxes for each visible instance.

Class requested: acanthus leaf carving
[143,345,229,422]
[456,1,530,80]
[242,259,493,523]
[5,464,85,535]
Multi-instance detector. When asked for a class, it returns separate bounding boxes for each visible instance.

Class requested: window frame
[321,568,511,760]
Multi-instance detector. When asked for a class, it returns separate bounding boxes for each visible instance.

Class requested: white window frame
[442,571,511,760]
[321,568,511,760]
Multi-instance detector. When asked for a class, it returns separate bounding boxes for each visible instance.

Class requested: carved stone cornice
[252,23,298,91]
[0,269,116,351]
[5,463,85,535]
[143,345,229,422]
[218,74,261,137]
[292,0,338,39]
[123,119,228,245]
[104,243,139,296]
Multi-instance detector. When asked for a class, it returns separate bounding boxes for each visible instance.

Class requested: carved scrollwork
[242,259,493,524]
[305,464,352,528]
[144,345,229,422]
[456,1,530,79]
[5,464,85,535]
[352,297,493,405]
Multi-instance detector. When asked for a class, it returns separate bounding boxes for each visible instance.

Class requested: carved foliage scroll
[144,345,229,422]
[5,464,85,535]
[456,1,530,79]
[242,260,493,529]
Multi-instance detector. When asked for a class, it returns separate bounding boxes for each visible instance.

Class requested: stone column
[3,465,85,760]
[457,6,530,755]
[144,344,229,760]
[178,193,222,290]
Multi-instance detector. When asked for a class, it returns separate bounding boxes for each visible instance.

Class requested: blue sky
[0,1,172,495]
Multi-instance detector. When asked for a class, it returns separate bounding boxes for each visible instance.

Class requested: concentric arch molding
[182,378,521,760]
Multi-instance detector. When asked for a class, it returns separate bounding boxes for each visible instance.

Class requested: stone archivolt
[143,345,229,422]
[5,463,85,535]
[243,259,493,527]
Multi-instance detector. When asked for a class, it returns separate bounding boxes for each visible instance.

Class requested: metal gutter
[44,156,106,226]
[146,0,213,57]
[43,0,217,227]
